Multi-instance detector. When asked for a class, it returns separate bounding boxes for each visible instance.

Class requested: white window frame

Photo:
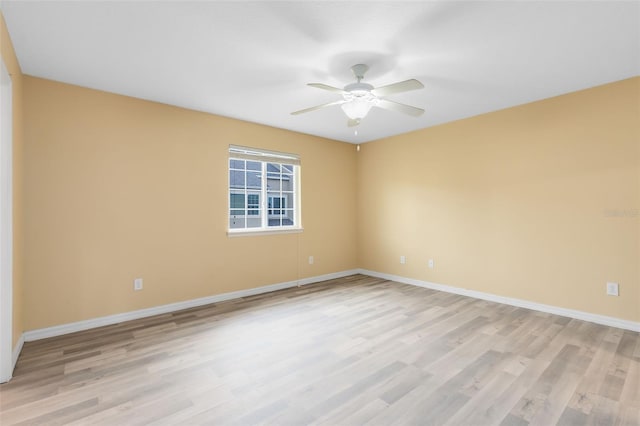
[228,145,302,236]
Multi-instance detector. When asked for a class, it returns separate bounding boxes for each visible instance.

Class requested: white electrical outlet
[428,259,434,269]
[308,255,314,265]
[606,282,619,296]
[134,278,143,291]
[400,256,406,264]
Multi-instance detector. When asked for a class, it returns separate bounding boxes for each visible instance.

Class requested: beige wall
[18,67,640,330]
[23,77,357,330]
[1,13,24,348]
[357,77,640,322]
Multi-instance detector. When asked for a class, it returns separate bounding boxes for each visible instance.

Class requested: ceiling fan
[291,64,424,127]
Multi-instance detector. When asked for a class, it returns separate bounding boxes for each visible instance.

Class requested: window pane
[281,175,293,191]
[247,190,260,217]
[230,170,245,188]
[268,194,285,215]
[283,192,294,208]
[282,209,295,226]
[266,163,281,191]
[229,217,245,229]
[247,217,261,228]
[230,192,245,216]
[268,217,282,227]
[230,193,245,209]
[230,159,245,170]
[266,163,281,173]
[281,164,293,173]
[246,161,261,171]
[267,175,281,191]
[246,171,262,190]
[247,192,260,209]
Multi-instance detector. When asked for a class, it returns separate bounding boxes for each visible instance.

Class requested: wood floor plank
[443,370,518,425]
[1,274,638,425]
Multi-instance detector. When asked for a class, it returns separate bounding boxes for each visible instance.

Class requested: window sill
[227,227,303,237]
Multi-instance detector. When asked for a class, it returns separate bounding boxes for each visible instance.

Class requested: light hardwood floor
[1,274,639,425]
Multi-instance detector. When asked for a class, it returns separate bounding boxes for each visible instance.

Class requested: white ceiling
[2,1,639,143]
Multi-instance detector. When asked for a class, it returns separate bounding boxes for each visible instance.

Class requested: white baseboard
[24,269,360,342]
[297,269,359,286]
[12,333,24,371]
[359,269,640,332]
[22,268,638,342]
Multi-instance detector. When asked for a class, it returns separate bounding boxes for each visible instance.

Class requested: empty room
[0,1,639,425]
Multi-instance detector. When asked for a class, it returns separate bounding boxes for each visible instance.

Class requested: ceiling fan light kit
[292,64,425,127]
[340,92,378,119]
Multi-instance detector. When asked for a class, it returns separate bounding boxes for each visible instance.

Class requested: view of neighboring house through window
[228,145,300,233]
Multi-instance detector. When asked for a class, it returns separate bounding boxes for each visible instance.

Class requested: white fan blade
[291,100,345,115]
[347,118,361,127]
[372,79,424,97]
[377,99,424,117]
[308,83,347,94]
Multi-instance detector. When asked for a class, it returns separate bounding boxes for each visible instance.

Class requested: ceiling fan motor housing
[344,82,374,93]
[342,82,378,112]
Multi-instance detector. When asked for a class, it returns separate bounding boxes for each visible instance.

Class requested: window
[228,145,301,234]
